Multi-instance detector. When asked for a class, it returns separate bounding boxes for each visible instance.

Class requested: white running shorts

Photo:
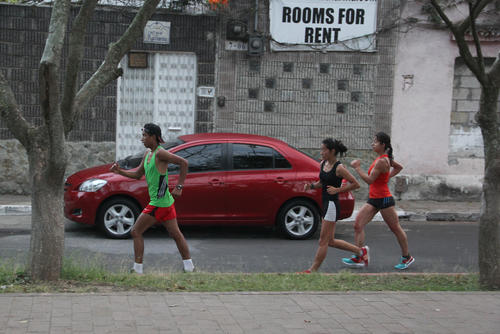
[324,200,338,222]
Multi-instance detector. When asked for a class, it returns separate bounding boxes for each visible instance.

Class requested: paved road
[0,215,478,274]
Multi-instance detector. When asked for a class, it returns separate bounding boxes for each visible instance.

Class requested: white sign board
[270,0,377,52]
[144,21,171,44]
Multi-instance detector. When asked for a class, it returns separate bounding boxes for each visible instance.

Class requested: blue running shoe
[342,246,369,267]
[342,255,364,267]
[394,256,415,270]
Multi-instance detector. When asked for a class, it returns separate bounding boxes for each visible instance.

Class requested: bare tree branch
[488,52,500,86]
[429,0,487,85]
[72,0,162,124]
[0,72,31,147]
[468,1,486,77]
[39,0,71,167]
[61,0,99,137]
[457,0,492,34]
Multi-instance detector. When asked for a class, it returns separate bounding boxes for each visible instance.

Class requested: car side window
[233,144,290,170]
[168,144,223,174]
[274,150,292,169]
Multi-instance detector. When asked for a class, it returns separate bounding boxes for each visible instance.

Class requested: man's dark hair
[143,123,165,144]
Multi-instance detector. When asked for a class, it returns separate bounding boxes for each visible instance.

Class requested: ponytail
[322,138,348,157]
[375,132,393,160]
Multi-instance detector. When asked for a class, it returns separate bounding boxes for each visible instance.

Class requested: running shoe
[394,256,415,270]
[361,246,370,266]
[297,269,312,274]
[342,246,370,267]
[129,268,143,275]
[341,254,365,267]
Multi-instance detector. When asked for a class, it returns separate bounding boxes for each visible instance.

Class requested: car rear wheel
[277,199,320,240]
[97,197,140,239]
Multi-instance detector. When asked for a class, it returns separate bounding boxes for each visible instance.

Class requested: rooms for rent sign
[270,0,378,52]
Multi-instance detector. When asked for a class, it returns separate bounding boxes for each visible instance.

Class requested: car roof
[178,133,289,146]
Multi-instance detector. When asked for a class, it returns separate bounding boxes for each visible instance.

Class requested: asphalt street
[0,215,478,274]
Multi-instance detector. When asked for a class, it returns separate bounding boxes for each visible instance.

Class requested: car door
[224,143,295,224]
[168,143,228,223]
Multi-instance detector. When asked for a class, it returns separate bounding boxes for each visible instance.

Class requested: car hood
[66,163,115,186]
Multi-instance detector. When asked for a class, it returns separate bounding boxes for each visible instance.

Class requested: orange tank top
[368,154,392,199]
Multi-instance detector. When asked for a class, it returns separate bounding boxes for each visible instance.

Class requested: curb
[0,205,480,221]
[0,205,31,216]
[344,210,479,222]
[343,210,407,222]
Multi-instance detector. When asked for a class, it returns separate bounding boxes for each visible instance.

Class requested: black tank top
[319,160,342,201]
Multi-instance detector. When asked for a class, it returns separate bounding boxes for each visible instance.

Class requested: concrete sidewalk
[0,291,498,333]
[0,194,481,222]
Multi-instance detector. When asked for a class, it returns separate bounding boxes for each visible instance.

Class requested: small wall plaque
[197,86,215,98]
[128,52,148,68]
[144,21,171,44]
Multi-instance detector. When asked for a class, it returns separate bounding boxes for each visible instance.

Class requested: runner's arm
[109,152,146,179]
[304,161,323,191]
[351,159,386,185]
[331,164,360,193]
[157,149,188,197]
[389,160,403,178]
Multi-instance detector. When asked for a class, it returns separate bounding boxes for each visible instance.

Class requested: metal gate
[116,52,197,159]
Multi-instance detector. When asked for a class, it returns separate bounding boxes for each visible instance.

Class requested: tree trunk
[478,86,500,289]
[27,136,67,281]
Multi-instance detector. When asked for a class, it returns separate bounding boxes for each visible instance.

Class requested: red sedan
[64,133,354,239]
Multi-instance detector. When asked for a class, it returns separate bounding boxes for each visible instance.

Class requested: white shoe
[130,268,143,275]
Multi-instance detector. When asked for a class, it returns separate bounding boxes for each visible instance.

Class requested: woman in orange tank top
[342,132,415,270]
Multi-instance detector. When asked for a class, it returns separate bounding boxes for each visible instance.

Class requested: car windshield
[117,138,185,170]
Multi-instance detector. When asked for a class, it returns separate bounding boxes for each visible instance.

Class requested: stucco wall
[391,7,499,200]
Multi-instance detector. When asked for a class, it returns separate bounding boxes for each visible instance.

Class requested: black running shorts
[367,196,395,210]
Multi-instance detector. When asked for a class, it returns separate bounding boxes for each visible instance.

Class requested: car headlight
[79,179,107,192]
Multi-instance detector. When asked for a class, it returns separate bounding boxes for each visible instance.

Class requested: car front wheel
[277,199,320,240]
[97,197,140,239]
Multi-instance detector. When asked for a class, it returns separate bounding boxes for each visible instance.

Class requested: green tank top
[144,146,174,207]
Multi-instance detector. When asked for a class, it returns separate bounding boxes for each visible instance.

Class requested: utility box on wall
[247,34,264,56]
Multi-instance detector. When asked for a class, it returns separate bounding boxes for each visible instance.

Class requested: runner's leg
[380,207,409,256]
[354,203,378,247]
[309,219,335,271]
[131,213,157,264]
[163,218,191,260]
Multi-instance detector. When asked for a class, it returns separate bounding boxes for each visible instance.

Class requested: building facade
[0,0,498,199]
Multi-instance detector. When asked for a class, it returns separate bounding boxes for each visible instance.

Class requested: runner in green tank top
[110,123,194,274]
[144,145,174,208]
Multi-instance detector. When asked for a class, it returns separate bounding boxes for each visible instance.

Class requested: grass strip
[0,260,481,293]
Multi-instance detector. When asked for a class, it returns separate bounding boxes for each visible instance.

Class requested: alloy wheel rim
[104,204,135,236]
[284,205,314,237]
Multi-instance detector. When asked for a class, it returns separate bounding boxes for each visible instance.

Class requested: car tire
[277,199,320,240]
[97,197,140,239]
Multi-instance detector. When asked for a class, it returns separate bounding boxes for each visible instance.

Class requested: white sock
[133,262,143,274]
[183,259,194,272]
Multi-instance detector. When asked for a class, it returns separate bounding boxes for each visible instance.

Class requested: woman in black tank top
[320,160,342,201]
[299,138,369,273]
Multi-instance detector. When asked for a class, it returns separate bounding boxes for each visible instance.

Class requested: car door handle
[208,179,224,186]
[274,177,285,184]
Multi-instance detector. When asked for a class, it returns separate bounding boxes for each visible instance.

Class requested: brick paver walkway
[0,291,499,333]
